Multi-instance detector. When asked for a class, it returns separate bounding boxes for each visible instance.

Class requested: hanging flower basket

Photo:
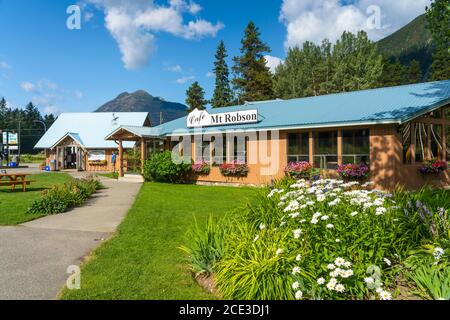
[418,159,447,175]
[337,163,369,180]
[192,161,211,175]
[88,160,108,166]
[285,161,314,179]
[219,161,249,177]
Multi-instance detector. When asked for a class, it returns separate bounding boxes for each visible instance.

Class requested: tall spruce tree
[211,41,233,108]
[426,0,450,80]
[381,58,407,87]
[185,81,207,112]
[408,60,422,83]
[232,21,274,103]
[0,97,7,129]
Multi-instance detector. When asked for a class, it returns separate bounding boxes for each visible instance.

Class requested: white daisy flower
[343,261,352,268]
[293,229,302,239]
[379,290,392,300]
[276,248,283,256]
[311,218,319,224]
[321,215,329,220]
[335,284,345,292]
[295,290,303,300]
[334,257,345,267]
[292,266,301,275]
[317,277,325,285]
[364,277,374,284]
[335,239,341,243]
[327,264,336,270]
[433,247,445,260]
[326,224,334,229]
[296,254,302,261]
[375,287,383,293]
[350,211,358,217]
[292,281,300,290]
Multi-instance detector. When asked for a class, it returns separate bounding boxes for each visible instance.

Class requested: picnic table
[0,173,34,192]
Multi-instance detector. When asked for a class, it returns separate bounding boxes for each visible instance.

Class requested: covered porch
[49,132,87,171]
[105,126,167,177]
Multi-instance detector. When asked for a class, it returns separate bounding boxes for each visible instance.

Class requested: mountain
[95,90,188,125]
[377,14,434,79]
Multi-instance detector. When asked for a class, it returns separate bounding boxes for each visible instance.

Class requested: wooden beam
[118,139,124,178]
[309,130,314,166]
[337,128,343,166]
[140,138,146,174]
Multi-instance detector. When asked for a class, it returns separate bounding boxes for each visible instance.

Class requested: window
[195,138,211,163]
[430,124,442,159]
[342,129,370,165]
[314,131,338,169]
[446,125,450,161]
[401,123,412,164]
[211,135,227,165]
[287,132,309,163]
[232,135,248,163]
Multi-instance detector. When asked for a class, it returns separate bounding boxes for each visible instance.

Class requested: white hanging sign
[187,108,258,128]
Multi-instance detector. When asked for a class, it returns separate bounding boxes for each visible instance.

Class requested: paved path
[0,176,142,300]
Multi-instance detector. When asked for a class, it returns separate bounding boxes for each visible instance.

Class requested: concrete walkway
[0,176,142,300]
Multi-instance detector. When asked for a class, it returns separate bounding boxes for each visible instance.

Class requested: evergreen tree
[232,21,274,103]
[381,58,407,87]
[0,97,7,129]
[426,0,450,80]
[408,60,422,83]
[211,41,233,108]
[185,82,207,112]
[352,31,383,90]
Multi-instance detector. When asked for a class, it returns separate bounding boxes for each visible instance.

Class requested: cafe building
[35,112,151,172]
[106,80,450,190]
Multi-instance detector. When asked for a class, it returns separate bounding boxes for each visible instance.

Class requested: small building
[35,112,151,172]
[107,80,450,190]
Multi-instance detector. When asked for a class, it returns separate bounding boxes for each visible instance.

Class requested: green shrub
[27,177,102,215]
[187,178,450,300]
[180,216,226,276]
[143,151,191,183]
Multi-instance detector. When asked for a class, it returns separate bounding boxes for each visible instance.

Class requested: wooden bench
[0,180,34,192]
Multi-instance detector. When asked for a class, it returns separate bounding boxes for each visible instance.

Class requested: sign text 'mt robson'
[187,108,258,128]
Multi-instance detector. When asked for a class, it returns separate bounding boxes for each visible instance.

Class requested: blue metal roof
[153,80,450,135]
[35,112,150,149]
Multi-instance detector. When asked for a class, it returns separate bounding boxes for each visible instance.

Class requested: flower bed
[183,178,450,300]
[219,161,249,177]
[418,159,448,175]
[192,161,211,175]
[285,161,317,179]
[27,177,102,215]
[337,163,369,180]
[89,160,108,166]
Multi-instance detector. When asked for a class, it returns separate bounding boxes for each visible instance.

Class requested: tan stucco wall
[45,148,127,172]
[189,125,449,190]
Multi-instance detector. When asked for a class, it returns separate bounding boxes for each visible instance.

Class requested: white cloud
[205,71,214,78]
[43,106,62,115]
[20,79,58,93]
[0,61,11,69]
[86,0,223,69]
[176,75,195,84]
[165,64,183,72]
[280,0,431,49]
[84,11,94,22]
[264,55,284,73]
[20,81,37,93]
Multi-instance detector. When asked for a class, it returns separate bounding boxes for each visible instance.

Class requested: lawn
[0,173,73,225]
[61,182,257,300]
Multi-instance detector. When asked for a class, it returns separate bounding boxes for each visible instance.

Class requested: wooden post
[337,129,343,165]
[140,138,146,174]
[309,130,314,166]
[118,139,124,178]
[410,122,416,164]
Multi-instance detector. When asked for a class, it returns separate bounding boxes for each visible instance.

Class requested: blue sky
[0,0,430,114]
